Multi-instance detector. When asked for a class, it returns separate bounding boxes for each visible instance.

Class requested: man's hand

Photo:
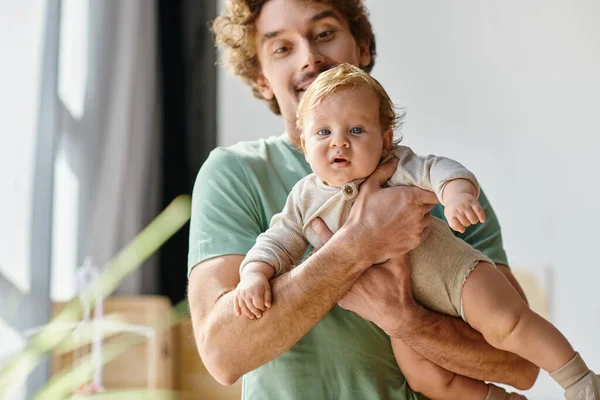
[311,217,417,336]
[339,158,439,264]
[337,256,416,335]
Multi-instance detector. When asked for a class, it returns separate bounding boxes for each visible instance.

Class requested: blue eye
[317,128,331,136]
[350,127,363,134]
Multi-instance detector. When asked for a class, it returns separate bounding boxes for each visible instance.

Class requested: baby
[233,64,599,400]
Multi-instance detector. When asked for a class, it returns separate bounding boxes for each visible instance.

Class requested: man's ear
[255,74,274,100]
[358,41,371,68]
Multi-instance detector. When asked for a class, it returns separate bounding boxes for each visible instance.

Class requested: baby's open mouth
[331,157,350,167]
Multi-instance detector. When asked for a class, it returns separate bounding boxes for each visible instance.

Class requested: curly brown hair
[212,0,376,115]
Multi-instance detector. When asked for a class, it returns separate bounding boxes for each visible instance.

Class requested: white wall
[218,2,600,398]
[0,1,48,398]
[0,0,47,293]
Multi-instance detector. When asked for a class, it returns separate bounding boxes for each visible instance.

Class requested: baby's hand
[233,271,272,319]
[444,193,486,233]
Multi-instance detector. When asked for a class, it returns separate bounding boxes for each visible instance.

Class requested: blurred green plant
[0,195,192,399]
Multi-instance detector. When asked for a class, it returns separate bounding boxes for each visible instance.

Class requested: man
[188,0,539,398]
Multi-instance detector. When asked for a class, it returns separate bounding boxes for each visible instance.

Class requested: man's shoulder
[201,134,291,174]
[214,134,290,159]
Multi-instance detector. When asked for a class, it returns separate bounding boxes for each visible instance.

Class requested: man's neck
[284,118,300,148]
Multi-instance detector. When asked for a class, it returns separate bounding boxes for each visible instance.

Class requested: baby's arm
[234,261,275,319]
[235,181,310,319]
[390,146,486,232]
[239,181,309,276]
[442,179,486,233]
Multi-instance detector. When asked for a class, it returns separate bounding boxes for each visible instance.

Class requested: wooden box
[52,296,175,391]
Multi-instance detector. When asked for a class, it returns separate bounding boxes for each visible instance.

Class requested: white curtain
[54,0,161,298]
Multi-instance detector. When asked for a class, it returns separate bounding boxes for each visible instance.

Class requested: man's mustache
[292,63,336,88]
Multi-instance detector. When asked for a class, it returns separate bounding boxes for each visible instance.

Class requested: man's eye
[274,47,288,55]
[350,127,363,134]
[315,30,334,40]
[318,129,331,136]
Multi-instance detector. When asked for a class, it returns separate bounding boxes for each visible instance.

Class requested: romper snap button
[343,184,354,197]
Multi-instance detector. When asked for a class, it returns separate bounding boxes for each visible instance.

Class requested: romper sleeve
[388,146,480,204]
[240,183,309,276]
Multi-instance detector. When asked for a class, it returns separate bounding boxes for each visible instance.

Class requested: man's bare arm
[398,303,539,389]
[333,252,539,389]
[188,234,367,386]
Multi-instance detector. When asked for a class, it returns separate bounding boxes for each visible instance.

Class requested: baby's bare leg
[462,262,575,375]
[391,337,489,400]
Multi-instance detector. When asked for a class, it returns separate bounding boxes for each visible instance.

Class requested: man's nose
[300,42,325,71]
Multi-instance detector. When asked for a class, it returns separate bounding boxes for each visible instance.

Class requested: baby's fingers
[464,208,480,225]
[473,203,486,223]
[448,217,465,233]
[252,296,266,312]
[233,293,242,317]
[245,299,263,319]
[455,212,472,229]
[264,287,272,308]
[239,300,256,319]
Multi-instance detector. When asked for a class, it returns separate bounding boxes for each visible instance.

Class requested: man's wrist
[387,300,423,339]
[334,225,377,271]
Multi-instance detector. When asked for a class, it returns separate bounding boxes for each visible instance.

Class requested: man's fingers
[310,217,334,246]
[412,187,439,206]
[363,157,399,190]
[420,214,434,239]
[422,211,433,227]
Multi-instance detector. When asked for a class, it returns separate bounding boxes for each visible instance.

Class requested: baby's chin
[324,174,369,188]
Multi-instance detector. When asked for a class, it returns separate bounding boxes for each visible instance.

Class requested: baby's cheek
[365,157,381,175]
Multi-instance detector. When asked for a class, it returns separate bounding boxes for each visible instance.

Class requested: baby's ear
[382,129,393,153]
[300,134,307,154]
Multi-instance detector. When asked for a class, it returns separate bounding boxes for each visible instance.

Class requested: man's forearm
[195,232,369,385]
[396,304,539,390]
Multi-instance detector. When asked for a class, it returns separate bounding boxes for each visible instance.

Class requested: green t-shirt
[188,134,508,400]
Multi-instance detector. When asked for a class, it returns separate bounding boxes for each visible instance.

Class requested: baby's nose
[330,134,350,148]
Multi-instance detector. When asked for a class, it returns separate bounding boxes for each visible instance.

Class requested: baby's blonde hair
[296,63,404,143]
